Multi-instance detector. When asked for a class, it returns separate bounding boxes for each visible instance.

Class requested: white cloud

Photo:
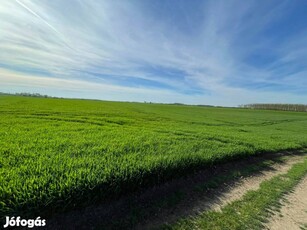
[0,0,306,105]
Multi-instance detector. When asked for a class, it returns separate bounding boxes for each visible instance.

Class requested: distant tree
[240,103,307,112]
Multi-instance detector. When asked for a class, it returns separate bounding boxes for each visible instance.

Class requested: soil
[137,154,304,229]
[264,175,307,230]
[210,154,303,211]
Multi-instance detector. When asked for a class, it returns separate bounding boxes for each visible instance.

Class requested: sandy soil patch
[264,176,307,230]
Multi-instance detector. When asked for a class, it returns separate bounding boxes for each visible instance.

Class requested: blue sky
[0,0,307,106]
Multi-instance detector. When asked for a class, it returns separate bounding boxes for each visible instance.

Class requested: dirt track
[264,175,307,230]
[210,154,304,211]
[138,154,305,229]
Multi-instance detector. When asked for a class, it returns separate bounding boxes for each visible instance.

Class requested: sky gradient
[0,0,307,106]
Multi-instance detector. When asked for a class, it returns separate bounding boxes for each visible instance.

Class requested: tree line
[240,103,307,112]
[0,92,61,98]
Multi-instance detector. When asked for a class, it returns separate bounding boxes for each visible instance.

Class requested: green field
[0,96,307,218]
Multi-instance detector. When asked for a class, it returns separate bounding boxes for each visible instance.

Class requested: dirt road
[265,175,307,230]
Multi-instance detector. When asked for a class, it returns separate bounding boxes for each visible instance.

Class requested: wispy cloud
[0,0,306,105]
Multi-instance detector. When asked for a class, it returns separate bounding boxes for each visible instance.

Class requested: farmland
[0,95,307,220]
